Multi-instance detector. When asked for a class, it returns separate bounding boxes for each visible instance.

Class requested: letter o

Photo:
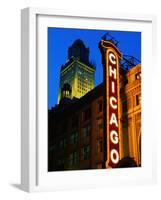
[110,149,119,164]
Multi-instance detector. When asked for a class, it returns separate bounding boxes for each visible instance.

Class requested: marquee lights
[99,40,122,168]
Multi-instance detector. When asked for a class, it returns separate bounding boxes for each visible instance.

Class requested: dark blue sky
[48,28,141,109]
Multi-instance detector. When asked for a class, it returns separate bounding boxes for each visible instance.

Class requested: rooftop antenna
[101,32,141,70]
[101,32,119,46]
[120,55,141,71]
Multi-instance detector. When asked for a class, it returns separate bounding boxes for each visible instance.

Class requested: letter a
[110,113,118,127]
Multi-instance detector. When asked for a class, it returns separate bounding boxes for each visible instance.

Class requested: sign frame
[99,40,122,168]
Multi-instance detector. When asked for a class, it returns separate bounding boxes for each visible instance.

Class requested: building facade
[49,83,105,171]
[58,39,95,103]
[48,63,141,171]
[120,64,141,166]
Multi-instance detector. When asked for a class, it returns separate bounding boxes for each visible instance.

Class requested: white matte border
[21,8,156,192]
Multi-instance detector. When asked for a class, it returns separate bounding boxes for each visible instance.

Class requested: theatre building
[48,39,141,171]
[48,66,141,171]
[120,64,141,167]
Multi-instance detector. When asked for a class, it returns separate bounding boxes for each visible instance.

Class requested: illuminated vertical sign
[99,40,122,168]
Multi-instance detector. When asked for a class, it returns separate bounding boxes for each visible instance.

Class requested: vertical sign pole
[99,40,122,168]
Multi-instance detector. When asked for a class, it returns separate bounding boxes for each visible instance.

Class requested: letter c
[109,52,116,65]
[110,96,117,109]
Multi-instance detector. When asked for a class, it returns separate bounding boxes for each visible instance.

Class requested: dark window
[69,151,78,166]
[136,94,141,106]
[97,140,103,153]
[71,115,78,128]
[49,144,56,152]
[98,100,103,112]
[82,124,91,138]
[97,163,102,169]
[124,79,128,85]
[81,145,90,160]
[62,122,67,132]
[122,101,127,112]
[83,108,91,122]
[59,138,66,149]
[58,159,64,166]
[97,118,103,130]
[71,131,79,144]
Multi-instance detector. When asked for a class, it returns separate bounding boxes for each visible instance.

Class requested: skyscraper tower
[58,39,95,103]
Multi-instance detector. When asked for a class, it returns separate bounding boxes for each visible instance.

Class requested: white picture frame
[21,7,157,192]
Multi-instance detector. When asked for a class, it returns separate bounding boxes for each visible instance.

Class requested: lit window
[78,70,82,75]
[135,72,141,80]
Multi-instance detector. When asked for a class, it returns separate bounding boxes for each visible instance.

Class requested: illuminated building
[48,38,141,171]
[120,63,141,166]
[99,39,141,168]
[58,39,95,103]
[48,65,141,171]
